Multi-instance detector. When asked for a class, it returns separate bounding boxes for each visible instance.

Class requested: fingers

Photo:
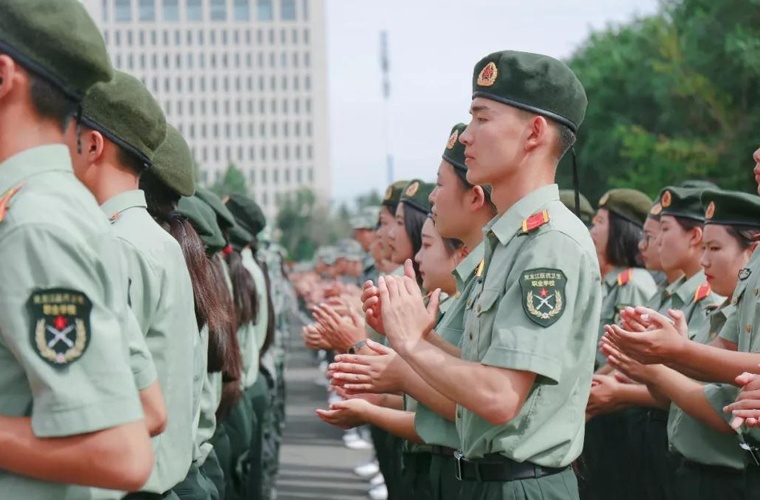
[736,372,756,386]
[403,259,416,281]
[427,289,441,316]
[331,372,372,384]
[725,399,760,411]
[330,360,371,374]
[343,383,375,393]
[366,339,392,355]
[730,416,746,429]
[385,275,400,300]
[378,276,390,304]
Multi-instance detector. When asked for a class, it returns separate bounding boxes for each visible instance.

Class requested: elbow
[481,402,520,427]
[115,437,154,491]
[146,406,168,437]
[91,423,155,491]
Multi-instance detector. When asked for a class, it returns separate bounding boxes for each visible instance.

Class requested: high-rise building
[81,0,330,220]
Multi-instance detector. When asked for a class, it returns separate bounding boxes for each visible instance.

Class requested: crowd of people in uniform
[0,2,299,499]
[291,41,760,500]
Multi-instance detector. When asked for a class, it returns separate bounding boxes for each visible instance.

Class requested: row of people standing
[0,2,294,498]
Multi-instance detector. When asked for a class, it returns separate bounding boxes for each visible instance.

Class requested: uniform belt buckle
[740,442,760,466]
[454,450,464,480]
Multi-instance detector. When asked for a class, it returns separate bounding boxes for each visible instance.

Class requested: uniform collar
[0,145,73,193]
[100,189,148,222]
[603,267,627,287]
[486,184,559,246]
[673,271,707,303]
[454,242,485,292]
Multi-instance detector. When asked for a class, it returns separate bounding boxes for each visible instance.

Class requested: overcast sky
[325,0,660,207]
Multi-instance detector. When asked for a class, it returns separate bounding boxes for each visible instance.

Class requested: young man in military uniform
[67,73,202,498]
[370,51,601,499]
[0,1,155,497]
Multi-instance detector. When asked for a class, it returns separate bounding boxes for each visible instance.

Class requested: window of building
[213,101,218,114]
[257,53,264,68]
[115,0,131,22]
[258,0,273,21]
[295,122,301,136]
[177,100,183,115]
[210,0,226,20]
[281,76,288,91]
[234,0,250,21]
[115,54,122,68]
[200,76,206,92]
[283,122,289,136]
[175,54,181,68]
[270,76,276,90]
[211,54,216,68]
[269,52,275,68]
[302,0,309,20]
[304,28,310,44]
[259,123,266,137]
[248,123,254,136]
[139,31,145,45]
[190,124,195,138]
[201,101,206,114]
[271,99,277,114]
[306,121,312,136]
[295,145,301,159]
[235,53,240,67]
[188,78,194,92]
[262,192,269,206]
[235,76,241,91]
[249,169,255,183]
[139,0,155,21]
[212,77,217,92]
[223,77,229,92]
[248,101,254,113]
[307,145,313,159]
[104,30,110,45]
[174,29,181,44]
[262,169,268,185]
[297,168,303,183]
[269,29,275,43]
[293,76,299,90]
[163,30,169,45]
[272,123,278,137]
[163,0,179,21]
[115,31,121,45]
[234,30,239,44]
[186,30,192,45]
[152,76,158,91]
[187,0,202,21]
[165,100,172,114]
[292,28,299,44]
[250,146,255,160]
[308,167,314,182]
[127,54,134,69]
[261,146,267,160]
[305,52,311,67]
[213,124,219,138]
[189,100,195,114]
[280,29,286,44]
[237,124,242,138]
[198,30,205,44]
[305,75,312,90]
[258,76,264,90]
[225,124,231,137]
[225,100,230,114]
[151,30,157,44]
[199,53,205,69]
[282,99,289,114]
[102,0,110,22]
[281,0,296,20]
[202,124,207,137]
[139,54,146,68]
[222,31,228,45]
[127,31,133,46]
[245,53,251,67]
[163,53,169,67]
[294,99,300,114]
[210,30,216,45]
[284,146,290,161]
[273,169,279,184]
[187,53,193,68]
[259,100,265,114]
[222,54,228,68]
[257,30,264,44]
[281,52,287,68]
[293,52,299,67]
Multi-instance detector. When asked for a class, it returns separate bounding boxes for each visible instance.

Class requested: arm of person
[317,400,423,444]
[0,418,153,491]
[139,381,168,436]
[669,342,760,384]
[427,330,461,358]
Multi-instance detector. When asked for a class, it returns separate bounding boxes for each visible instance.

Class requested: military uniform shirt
[242,248,270,387]
[665,271,721,336]
[457,185,602,467]
[596,267,657,365]
[100,190,199,493]
[0,146,143,500]
[415,243,484,449]
[196,370,223,464]
[668,302,745,469]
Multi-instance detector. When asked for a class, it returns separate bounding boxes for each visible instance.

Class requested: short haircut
[450,166,497,215]
[553,121,576,160]
[606,211,644,268]
[28,72,77,132]
[724,225,760,251]
[116,145,147,175]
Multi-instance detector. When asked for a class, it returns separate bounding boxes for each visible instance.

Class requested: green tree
[211,163,248,197]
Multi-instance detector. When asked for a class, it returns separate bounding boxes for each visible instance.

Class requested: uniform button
[754,289,759,297]
[457,410,462,418]
[466,300,472,308]
[469,333,473,340]
[477,304,482,313]
[732,297,738,305]
[746,324,752,334]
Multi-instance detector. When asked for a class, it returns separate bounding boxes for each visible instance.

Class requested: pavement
[276,337,374,500]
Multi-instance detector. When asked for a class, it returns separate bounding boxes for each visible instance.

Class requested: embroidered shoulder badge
[694,283,711,303]
[521,210,550,233]
[477,62,498,87]
[617,268,633,286]
[27,288,91,367]
[0,183,25,224]
[520,268,567,327]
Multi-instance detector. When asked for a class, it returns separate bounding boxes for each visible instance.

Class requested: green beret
[228,222,254,252]
[0,0,112,101]
[225,193,266,236]
[598,188,653,227]
[400,180,434,215]
[195,186,236,231]
[351,206,380,230]
[178,196,225,254]
[382,180,409,211]
[81,71,166,168]
[317,246,338,266]
[701,189,760,228]
[152,125,196,197]
[659,186,705,222]
[472,50,587,132]
[681,180,719,190]
[559,190,594,226]
[442,123,468,172]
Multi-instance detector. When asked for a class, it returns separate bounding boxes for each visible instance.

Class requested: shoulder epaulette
[617,268,634,286]
[521,210,550,233]
[0,183,25,224]
[694,283,712,303]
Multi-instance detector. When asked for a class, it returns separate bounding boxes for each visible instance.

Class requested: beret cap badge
[705,201,715,220]
[446,130,459,150]
[384,186,393,200]
[661,190,672,208]
[405,181,420,197]
[477,62,498,87]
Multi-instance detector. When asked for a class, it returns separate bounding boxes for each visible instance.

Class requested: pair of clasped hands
[598,306,760,429]
[314,260,440,429]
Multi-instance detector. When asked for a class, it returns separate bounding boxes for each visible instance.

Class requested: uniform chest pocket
[474,289,500,317]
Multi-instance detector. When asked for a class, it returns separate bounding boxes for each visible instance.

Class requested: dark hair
[225,249,260,327]
[724,225,760,251]
[554,122,576,159]
[256,255,276,359]
[450,165,497,215]
[400,202,427,284]
[28,73,76,132]
[606,211,644,268]
[673,216,703,233]
[116,145,147,175]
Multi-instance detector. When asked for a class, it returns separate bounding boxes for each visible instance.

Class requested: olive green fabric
[459,467,579,499]
[457,185,601,466]
[241,248,270,387]
[0,145,143,499]
[659,186,705,221]
[178,196,225,254]
[100,189,200,493]
[674,461,745,500]
[400,179,434,215]
[415,244,484,450]
[442,123,468,172]
[400,452,433,500]
[152,125,197,197]
[226,194,266,236]
[668,302,745,469]
[382,180,409,211]
[559,189,593,226]
[596,267,658,366]
[701,189,760,228]
[472,51,587,132]
[428,454,462,500]
[662,271,721,335]
[0,0,112,100]
[681,180,719,190]
[196,187,236,231]
[598,188,653,227]
[81,71,166,168]
[196,371,223,465]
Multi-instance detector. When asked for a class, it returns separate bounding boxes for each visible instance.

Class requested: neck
[666,270,683,284]
[0,120,64,164]
[489,162,554,215]
[681,259,702,280]
[599,262,615,278]
[90,162,140,205]
[461,215,489,252]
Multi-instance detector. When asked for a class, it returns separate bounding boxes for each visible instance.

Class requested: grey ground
[276,336,373,500]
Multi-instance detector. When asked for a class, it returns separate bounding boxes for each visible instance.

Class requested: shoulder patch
[617,268,634,286]
[694,283,711,303]
[520,268,567,327]
[27,288,92,367]
[521,210,550,233]
[0,183,25,224]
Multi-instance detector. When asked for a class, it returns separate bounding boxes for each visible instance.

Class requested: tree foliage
[211,163,248,197]
[557,0,760,202]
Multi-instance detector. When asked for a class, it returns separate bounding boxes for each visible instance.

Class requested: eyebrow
[470,104,490,114]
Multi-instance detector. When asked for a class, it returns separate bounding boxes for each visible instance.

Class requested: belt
[646,408,669,423]
[454,451,568,482]
[430,445,456,456]
[122,491,173,499]
[682,459,743,476]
